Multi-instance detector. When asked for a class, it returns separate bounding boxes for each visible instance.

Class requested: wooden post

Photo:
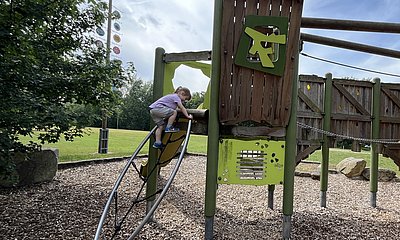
[370,78,381,207]
[146,47,165,217]
[282,44,300,240]
[205,0,222,239]
[321,73,332,207]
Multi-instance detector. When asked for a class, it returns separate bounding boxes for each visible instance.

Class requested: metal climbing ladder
[94,120,192,239]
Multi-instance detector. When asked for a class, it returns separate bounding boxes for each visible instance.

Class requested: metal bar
[94,126,157,240]
[128,120,193,239]
[301,33,400,59]
[301,17,400,33]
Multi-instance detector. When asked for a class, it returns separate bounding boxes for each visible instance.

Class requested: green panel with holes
[217,138,285,185]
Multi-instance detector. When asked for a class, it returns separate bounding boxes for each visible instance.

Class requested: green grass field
[23,127,399,175]
[33,128,208,162]
[303,148,400,175]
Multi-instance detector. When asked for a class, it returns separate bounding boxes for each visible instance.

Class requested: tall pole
[146,47,165,218]
[321,73,332,207]
[205,0,222,239]
[370,78,381,207]
[98,0,113,154]
[282,47,300,240]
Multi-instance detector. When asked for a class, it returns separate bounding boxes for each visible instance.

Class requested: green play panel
[218,138,285,185]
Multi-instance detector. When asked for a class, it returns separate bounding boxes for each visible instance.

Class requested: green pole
[320,73,332,207]
[146,47,165,216]
[282,51,300,239]
[205,0,222,239]
[370,78,381,207]
[267,184,275,209]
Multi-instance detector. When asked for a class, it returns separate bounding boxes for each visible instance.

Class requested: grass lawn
[22,127,399,175]
[33,128,208,162]
[303,148,400,176]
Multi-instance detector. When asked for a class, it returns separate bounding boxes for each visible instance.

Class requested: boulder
[336,157,366,178]
[362,168,397,182]
[0,149,58,187]
[310,171,320,180]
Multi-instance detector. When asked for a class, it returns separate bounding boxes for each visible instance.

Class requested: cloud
[300,0,400,83]
[113,0,400,91]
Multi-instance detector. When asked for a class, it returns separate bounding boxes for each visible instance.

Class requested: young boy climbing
[149,86,193,148]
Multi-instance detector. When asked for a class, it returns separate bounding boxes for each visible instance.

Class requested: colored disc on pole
[113,34,121,43]
[113,46,121,54]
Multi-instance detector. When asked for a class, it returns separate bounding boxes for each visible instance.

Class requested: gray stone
[310,171,320,180]
[295,171,312,177]
[362,168,397,182]
[0,149,58,187]
[336,157,366,178]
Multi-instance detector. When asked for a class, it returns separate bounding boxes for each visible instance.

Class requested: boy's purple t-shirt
[149,93,181,109]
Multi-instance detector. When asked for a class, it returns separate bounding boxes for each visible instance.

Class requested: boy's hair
[175,86,192,100]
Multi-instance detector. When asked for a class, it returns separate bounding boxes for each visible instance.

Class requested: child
[149,86,193,148]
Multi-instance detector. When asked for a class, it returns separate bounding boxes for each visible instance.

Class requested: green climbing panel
[217,138,285,186]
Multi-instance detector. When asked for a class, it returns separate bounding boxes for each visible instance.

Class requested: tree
[0,0,130,181]
[186,91,205,109]
[116,76,153,131]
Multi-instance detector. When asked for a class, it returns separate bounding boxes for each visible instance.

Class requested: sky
[107,0,400,93]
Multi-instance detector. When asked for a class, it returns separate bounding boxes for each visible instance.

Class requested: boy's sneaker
[165,126,180,133]
[152,142,163,149]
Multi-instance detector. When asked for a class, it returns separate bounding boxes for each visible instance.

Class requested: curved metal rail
[128,119,192,239]
[94,120,192,239]
[94,125,157,239]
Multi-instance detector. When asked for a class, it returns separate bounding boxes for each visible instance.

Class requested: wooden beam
[331,113,371,121]
[296,145,321,163]
[178,109,208,119]
[301,17,400,33]
[298,89,322,114]
[301,33,400,59]
[164,51,212,63]
[333,82,370,116]
[381,87,400,109]
[220,126,286,138]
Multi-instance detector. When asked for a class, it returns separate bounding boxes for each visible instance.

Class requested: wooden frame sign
[235,15,288,76]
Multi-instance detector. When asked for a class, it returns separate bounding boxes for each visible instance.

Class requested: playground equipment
[205,1,400,239]
[95,0,400,239]
[206,1,304,239]
[94,119,193,239]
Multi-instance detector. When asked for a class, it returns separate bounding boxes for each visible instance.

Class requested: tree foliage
[115,75,153,131]
[0,0,130,180]
[185,91,205,109]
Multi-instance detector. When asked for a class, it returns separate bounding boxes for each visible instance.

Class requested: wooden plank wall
[380,83,400,140]
[297,74,400,162]
[219,0,304,127]
[297,75,324,160]
[331,79,372,148]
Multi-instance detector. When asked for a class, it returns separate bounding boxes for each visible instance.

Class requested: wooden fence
[297,74,400,166]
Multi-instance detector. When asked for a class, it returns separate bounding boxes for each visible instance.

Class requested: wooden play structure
[205,1,303,239]
[205,1,400,239]
[146,1,400,239]
[96,1,400,239]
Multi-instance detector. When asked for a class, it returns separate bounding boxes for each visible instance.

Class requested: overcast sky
[108,0,400,93]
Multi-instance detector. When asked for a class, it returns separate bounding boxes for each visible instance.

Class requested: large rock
[362,168,397,182]
[336,157,366,178]
[0,149,58,187]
